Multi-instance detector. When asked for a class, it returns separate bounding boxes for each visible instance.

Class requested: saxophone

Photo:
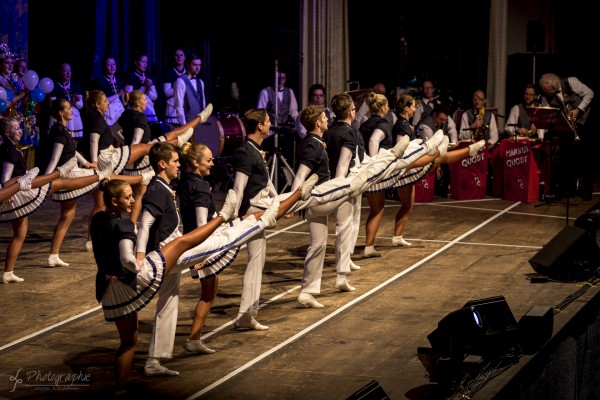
[472,105,488,141]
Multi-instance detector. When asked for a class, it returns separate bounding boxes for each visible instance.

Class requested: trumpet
[564,104,581,142]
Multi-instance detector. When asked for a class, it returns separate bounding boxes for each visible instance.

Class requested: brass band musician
[539,72,594,200]
[505,83,545,141]
[458,89,499,145]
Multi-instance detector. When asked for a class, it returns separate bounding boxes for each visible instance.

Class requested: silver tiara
[0,43,16,60]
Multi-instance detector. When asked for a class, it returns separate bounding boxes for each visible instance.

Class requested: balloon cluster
[0,70,54,113]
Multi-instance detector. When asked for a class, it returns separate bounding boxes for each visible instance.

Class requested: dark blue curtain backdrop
[19,0,599,138]
[0,0,28,59]
[26,0,300,119]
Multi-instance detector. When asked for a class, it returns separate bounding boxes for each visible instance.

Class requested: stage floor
[1,181,600,399]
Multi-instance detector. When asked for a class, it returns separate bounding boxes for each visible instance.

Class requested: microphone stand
[266,59,296,193]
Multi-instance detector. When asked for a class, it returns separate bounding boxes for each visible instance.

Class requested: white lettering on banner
[505,146,530,158]
[506,156,528,168]
[461,153,485,167]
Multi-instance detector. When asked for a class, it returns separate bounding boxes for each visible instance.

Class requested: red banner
[501,139,540,202]
[449,142,488,200]
[414,169,435,203]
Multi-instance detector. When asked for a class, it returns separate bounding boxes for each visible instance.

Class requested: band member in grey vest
[539,72,594,200]
[174,52,212,139]
[505,83,545,140]
[458,90,499,146]
[257,69,299,127]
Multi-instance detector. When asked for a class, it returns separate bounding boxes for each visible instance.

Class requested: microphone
[506,123,519,127]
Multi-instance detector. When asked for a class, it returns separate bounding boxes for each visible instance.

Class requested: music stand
[524,106,573,134]
[525,107,576,224]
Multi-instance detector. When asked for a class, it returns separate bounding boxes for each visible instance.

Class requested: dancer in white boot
[91,179,300,396]
[296,99,449,307]
[231,108,432,319]
[178,142,318,355]
[83,89,213,252]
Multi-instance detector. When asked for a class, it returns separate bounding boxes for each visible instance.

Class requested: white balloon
[39,77,55,94]
[23,70,40,91]
[0,86,6,100]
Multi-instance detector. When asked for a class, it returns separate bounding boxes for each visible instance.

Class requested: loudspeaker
[529,226,600,280]
[346,380,390,400]
[575,200,600,233]
[518,306,553,355]
[526,20,545,53]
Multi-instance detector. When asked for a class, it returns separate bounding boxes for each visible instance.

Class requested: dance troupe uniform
[179,171,241,280]
[44,121,98,202]
[93,184,274,322]
[230,132,434,319]
[0,136,49,222]
[86,108,131,175]
[118,108,154,176]
[360,115,436,194]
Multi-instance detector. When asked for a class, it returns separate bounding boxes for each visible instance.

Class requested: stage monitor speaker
[575,200,600,233]
[518,306,553,355]
[427,296,521,361]
[529,226,600,281]
[526,20,545,53]
[346,380,389,400]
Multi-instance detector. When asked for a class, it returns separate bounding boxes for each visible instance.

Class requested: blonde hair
[84,90,106,110]
[123,89,145,110]
[180,142,209,171]
[99,179,130,208]
[366,92,388,114]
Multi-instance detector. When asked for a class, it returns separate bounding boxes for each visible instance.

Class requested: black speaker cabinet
[346,380,390,400]
[518,306,553,355]
[529,226,600,280]
[526,20,545,53]
[575,200,600,233]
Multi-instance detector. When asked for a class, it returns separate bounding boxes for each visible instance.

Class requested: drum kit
[192,112,247,192]
[193,113,246,158]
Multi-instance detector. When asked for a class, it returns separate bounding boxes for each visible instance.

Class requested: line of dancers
[0,89,486,397]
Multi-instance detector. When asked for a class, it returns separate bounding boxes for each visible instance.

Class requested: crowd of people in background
[0,39,595,398]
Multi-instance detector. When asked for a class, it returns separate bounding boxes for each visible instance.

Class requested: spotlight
[427,296,522,361]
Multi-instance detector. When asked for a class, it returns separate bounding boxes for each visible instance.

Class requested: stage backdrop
[0,0,28,59]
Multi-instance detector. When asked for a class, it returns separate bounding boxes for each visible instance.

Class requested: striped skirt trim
[0,182,51,222]
[177,220,261,268]
[366,163,435,193]
[391,163,435,189]
[99,145,132,175]
[101,250,166,322]
[51,163,98,202]
[365,171,402,193]
[123,155,153,176]
[196,247,241,281]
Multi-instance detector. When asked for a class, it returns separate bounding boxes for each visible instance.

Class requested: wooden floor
[1,178,600,400]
